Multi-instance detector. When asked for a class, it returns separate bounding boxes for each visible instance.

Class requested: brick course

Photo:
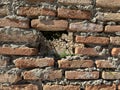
[65,71,99,80]
[0,0,120,89]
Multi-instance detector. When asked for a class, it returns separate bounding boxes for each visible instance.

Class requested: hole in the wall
[41,31,68,40]
[39,31,73,59]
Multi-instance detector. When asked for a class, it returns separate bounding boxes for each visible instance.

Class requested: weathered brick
[14,57,54,68]
[43,85,80,90]
[75,47,99,56]
[111,48,120,56]
[58,8,91,19]
[58,60,94,68]
[0,59,8,67]
[69,22,103,32]
[110,37,120,45]
[31,19,68,31]
[0,6,8,16]
[0,84,38,90]
[97,13,120,22]
[58,0,91,5]
[17,7,56,17]
[25,0,54,3]
[76,36,109,45]
[0,47,38,56]
[23,69,62,81]
[65,71,99,80]
[96,0,120,9]
[118,84,120,90]
[0,73,21,83]
[95,60,115,68]
[0,18,29,29]
[0,56,9,67]
[102,71,120,79]
[105,25,120,32]
[86,84,116,90]
[0,28,40,43]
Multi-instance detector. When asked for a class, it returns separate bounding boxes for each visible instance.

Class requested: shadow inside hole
[39,31,73,59]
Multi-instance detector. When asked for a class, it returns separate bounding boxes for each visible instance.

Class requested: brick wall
[0,0,120,90]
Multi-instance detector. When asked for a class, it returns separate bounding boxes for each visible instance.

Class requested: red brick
[76,36,109,45]
[96,0,120,9]
[0,47,38,56]
[65,71,99,80]
[102,71,120,79]
[17,7,56,17]
[0,28,39,43]
[95,60,115,68]
[23,69,62,81]
[25,0,54,3]
[58,0,91,5]
[110,37,120,45]
[43,85,80,90]
[118,84,120,90]
[58,60,94,68]
[69,22,103,32]
[97,13,120,22]
[105,25,120,32]
[0,73,21,83]
[14,57,54,68]
[111,48,120,56]
[0,84,38,90]
[31,19,68,31]
[0,18,29,29]
[58,8,91,19]
[86,84,116,90]
[75,47,99,56]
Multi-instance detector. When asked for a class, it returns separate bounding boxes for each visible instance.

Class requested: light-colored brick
[105,25,120,32]
[86,84,116,90]
[118,84,120,90]
[97,13,120,22]
[23,69,62,81]
[95,60,115,68]
[0,47,38,56]
[43,85,80,90]
[0,84,38,90]
[102,71,120,79]
[65,71,99,80]
[58,60,94,68]
[58,8,91,19]
[58,0,91,5]
[14,57,54,68]
[111,48,120,56]
[0,28,40,43]
[110,37,120,45]
[0,56,9,67]
[0,18,29,29]
[0,73,21,83]
[76,36,109,45]
[17,7,56,17]
[96,0,120,9]
[31,19,68,31]
[75,47,99,56]
[69,22,103,32]
[0,6,8,16]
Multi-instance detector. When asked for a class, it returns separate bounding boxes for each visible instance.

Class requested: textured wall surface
[0,0,120,90]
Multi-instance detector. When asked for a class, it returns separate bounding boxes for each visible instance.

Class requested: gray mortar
[5,15,29,21]
[6,68,22,75]
[0,0,120,89]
